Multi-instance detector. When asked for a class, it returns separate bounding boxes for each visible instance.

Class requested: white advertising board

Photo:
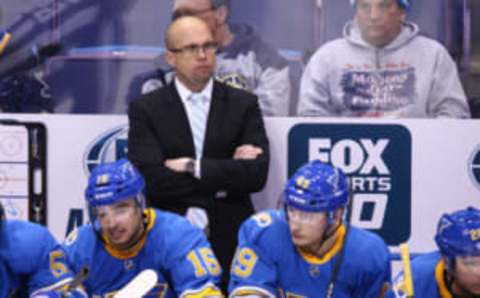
[1,114,479,259]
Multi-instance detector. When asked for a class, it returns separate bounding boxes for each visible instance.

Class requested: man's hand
[164,157,194,173]
[233,144,263,160]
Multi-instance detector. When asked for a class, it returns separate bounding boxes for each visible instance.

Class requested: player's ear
[164,50,176,68]
[335,208,344,223]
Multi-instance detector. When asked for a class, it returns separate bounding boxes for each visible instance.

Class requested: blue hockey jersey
[0,220,78,297]
[387,252,453,298]
[229,210,391,298]
[64,208,223,297]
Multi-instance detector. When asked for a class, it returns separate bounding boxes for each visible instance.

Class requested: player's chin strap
[321,212,342,243]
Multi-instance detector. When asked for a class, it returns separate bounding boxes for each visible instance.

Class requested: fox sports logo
[83,125,129,174]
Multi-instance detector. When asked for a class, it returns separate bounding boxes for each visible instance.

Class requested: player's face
[96,198,144,250]
[287,207,329,251]
[452,256,480,295]
[355,0,405,47]
[166,18,216,92]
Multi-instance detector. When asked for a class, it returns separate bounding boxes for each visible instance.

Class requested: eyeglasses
[168,42,218,56]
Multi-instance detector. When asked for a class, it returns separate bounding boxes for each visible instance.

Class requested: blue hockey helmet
[283,160,349,213]
[435,207,480,260]
[85,158,145,209]
[350,0,410,10]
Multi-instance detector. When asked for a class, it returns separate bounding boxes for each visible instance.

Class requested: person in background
[298,0,470,118]
[229,160,391,297]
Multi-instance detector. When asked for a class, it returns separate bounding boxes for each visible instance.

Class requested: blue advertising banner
[288,123,412,245]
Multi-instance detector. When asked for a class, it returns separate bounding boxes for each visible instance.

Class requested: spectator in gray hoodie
[298,0,470,118]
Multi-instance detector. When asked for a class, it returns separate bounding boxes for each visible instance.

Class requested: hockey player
[63,159,224,297]
[228,160,391,297]
[0,202,87,297]
[388,207,480,297]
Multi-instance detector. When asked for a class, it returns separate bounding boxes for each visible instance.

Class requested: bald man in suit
[128,16,269,290]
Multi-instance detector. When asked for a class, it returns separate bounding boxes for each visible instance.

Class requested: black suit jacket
[128,80,269,234]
